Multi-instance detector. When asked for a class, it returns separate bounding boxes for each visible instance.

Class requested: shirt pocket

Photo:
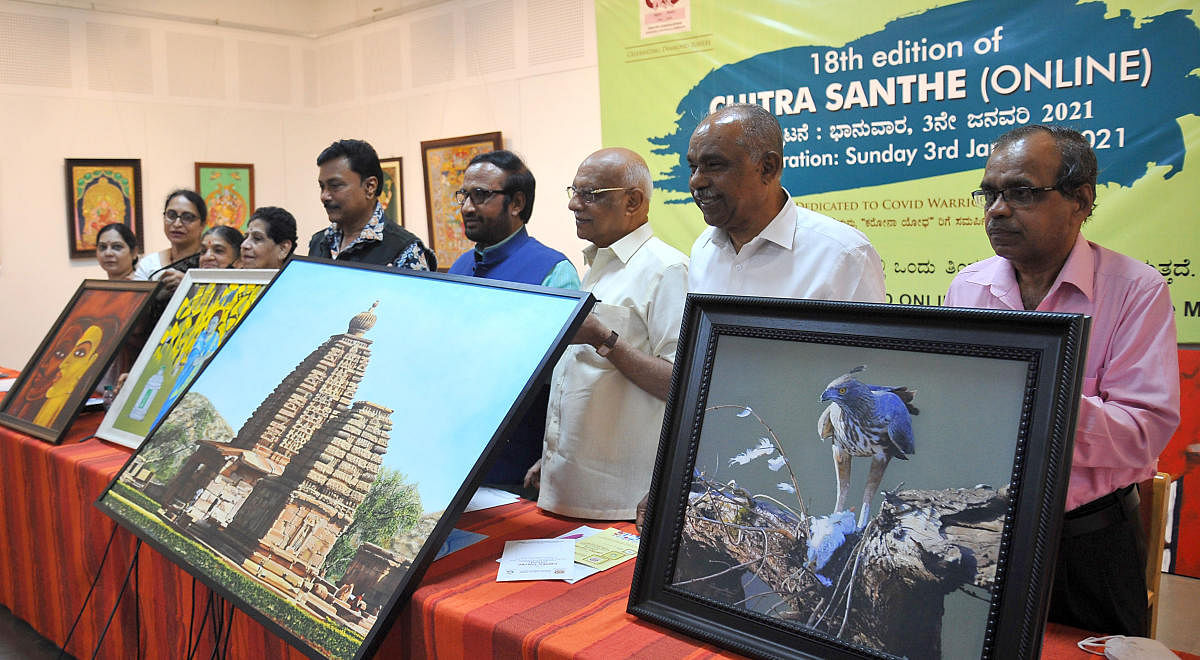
[576,302,637,369]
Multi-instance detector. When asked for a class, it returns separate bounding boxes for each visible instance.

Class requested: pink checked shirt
[946,233,1180,511]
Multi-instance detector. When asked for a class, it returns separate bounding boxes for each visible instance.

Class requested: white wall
[0,0,600,368]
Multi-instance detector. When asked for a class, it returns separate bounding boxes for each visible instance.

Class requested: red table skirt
[0,415,1193,659]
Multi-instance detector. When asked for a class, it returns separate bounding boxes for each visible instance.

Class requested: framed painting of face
[378,157,404,227]
[95,257,593,660]
[195,163,255,232]
[96,268,275,449]
[629,296,1090,660]
[420,132,502,270]
[65,158,144,259]
[0,279,159,443]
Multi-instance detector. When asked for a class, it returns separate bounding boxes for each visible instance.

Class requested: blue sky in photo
[189,260,584,513]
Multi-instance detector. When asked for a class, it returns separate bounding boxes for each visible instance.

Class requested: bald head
[698,104,784,174]
[569,147,652,247]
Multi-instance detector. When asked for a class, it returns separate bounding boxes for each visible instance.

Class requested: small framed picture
[0,279,159,443]
[420,132,502,270]
[629,295,1090,660]
[379,157,404,227]
[195,162,255,231]
[64,158,144,258]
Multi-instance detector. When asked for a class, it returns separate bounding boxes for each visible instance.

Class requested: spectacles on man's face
[971,185,1060,209]
[566,186,632,205]
[454,187,508,206]
[164,209,201,224]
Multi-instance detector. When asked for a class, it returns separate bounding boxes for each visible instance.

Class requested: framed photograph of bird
[629,295,1091,660]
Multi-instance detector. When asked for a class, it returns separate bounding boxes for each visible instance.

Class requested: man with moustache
[527,147,688,520]
[686,104,885,301]
[447,150,579,494]
[946,124,1179,635]
[447,150,579,287]
[309,139,435,269]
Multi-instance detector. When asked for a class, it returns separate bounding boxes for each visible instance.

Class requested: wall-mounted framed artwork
[195,162,255,231]
[420,131,502,270]
[96,268,275,449]
[629,296,1090,660]
[96,257,593,660]
[64,158,144,259]
[378,157,404,228]
[0,279,159,443]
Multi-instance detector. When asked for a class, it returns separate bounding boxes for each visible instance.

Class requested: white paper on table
[0,378,15,393]
[496,538,575,582]
[555,526,604,583]
[465,486,521,512]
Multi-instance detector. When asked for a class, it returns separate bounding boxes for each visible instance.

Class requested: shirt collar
[708,187,794,251]
[475,225,526,257]
[583,222,653,266]
[969,232,1093,305]
[323,202,386,257]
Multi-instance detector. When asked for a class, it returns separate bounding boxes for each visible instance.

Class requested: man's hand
[569,313,609,348]
[523,459,542,489]
[635,491,649,533]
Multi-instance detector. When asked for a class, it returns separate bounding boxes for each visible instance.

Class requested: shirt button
[735,264,744,271]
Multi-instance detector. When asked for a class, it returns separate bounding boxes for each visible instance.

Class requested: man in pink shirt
[946,125,1179,636]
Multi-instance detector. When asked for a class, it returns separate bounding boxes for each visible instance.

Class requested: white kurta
[539,223,688,519]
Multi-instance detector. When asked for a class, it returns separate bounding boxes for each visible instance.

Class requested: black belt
[1061,484,1140,538]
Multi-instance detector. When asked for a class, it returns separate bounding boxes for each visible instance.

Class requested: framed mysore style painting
[96,257,592,660]
[96,268,275,449]
[195,162,255,231]
[0,280,158,443]
[378,157,404,227]
[64,158,144,258]
[420,131,502,270]
[629,296,1090,660]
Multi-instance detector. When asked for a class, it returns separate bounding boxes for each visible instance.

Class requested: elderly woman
[133,189,207,292]
[198,225,244,269]
[95,222,138,280]
[240,206,298,270]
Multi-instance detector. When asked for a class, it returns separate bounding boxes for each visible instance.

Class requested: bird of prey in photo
[817,365,917,530]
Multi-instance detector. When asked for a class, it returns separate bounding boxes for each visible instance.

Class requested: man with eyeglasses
[528,147,688,520]
[946,124,1179,636]
[446,150,579,289]
[686,104,885,302]
[447,150,579,496]
[309,139,435,269]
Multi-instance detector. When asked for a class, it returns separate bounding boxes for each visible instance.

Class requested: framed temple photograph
[96,268,275,450]
[195,162,255,231]
[95,257,592,660]
[629,296,1090,660]
[64,158,144,258]
[420,131,502,270]
[378,157,404,227]
[0,279,159,444]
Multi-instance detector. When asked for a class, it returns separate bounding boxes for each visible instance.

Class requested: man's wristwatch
[596,330,619,357]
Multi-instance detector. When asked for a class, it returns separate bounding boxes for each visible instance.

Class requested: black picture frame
[0,279,159,443]
[95,256,593,660]
[629,295,1090,660]
[64,158,145,258]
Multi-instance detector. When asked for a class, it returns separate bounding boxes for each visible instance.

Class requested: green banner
[598,0,1200,340]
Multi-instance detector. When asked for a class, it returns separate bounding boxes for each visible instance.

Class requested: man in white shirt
[686,103,886,302]
[526,148,689,519]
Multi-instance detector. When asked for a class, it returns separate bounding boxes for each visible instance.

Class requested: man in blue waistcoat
[447,150,580,496]
[447,150,579,288]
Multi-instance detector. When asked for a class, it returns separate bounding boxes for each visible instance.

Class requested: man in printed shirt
[946,124,1179,636]
[526,147,688,520]
[309,139,435,270]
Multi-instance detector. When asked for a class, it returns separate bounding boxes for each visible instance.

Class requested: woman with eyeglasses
[132,189,208,293]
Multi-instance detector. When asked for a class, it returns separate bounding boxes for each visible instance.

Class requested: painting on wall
[96,257,593,660]
[420,132,502,270]
[96,268,274,449]
[379,157,404,227]
[629,296,1091,660]
[64,158,144,258]
[195,163,255,231]
[0,280,158,443]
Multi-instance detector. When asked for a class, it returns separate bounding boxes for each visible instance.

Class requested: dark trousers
[1048,484,1148,636]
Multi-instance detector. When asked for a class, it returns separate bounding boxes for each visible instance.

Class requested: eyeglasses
[164,209,201,224]
[454,187,509,206]
[566,186,632,204]
[971,185,1060,209]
